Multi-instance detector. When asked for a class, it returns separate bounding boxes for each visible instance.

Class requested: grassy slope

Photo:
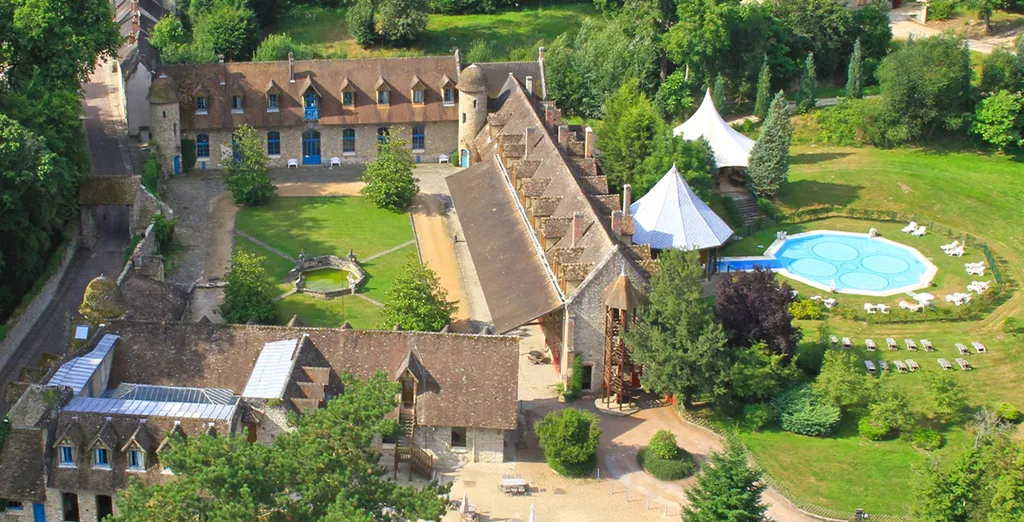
[271,3,598,60]
[732,145,1024,514]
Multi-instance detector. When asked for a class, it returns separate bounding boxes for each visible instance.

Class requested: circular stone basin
[302,267,351,292]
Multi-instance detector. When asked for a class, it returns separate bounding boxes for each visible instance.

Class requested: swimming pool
[718,230,938,296]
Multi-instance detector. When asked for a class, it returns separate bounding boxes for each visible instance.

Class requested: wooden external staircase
[393,406,433,480]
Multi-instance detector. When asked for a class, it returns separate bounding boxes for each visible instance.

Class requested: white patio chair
[941,240,959,251]
[864,303,877,314]
[330,157,342,167]
[901,222,918,233]
[438,153,450,164]
[823,298,836,309]
[287,159,298,169]
[912,226,927,237]
[877,304,890,314]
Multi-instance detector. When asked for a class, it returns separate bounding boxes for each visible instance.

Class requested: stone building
[148,52,544,173]
[447,73,656,399]
[112,0,169,138]
[0,322,519,520]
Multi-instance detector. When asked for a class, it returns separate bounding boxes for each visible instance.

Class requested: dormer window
[127,448,145,471]
[267,93,279,112]
[231,94,244,113]
[412,88,424,105]
[195,96,208,115]
[93,447,111,470]
[59,444,75,467]
[377,89,390,106]
[443,87,455,106]
[343,90,354,106]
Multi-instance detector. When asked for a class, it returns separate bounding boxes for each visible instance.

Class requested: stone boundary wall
[118,222,157,285]
[131,184,174,236]
[0,225,81,374]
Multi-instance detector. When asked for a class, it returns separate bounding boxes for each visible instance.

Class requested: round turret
[456,64,487,94]
[457,65,488,164]
[149,74,182,172]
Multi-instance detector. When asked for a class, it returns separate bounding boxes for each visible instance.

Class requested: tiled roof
[470,61,544,98]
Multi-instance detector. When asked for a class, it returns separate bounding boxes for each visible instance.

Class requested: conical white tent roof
[672,88,755,168]
[629,165,734,250]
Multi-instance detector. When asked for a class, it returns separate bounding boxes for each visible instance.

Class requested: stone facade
[123,64,153,137]
[42,487,120,522]
[415,425,505,467]
[150,100,181,172]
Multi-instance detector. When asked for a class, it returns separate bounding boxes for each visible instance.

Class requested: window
[7,500,24,514]
[267,93,279,112]
[128,449,145,471]
[377,89,389,105]
[412,126,425,151]
[196,134,210,158]
[195,96,207,114]
[61,493,80,522]
[342,128,355,154]
[450,427,467,448]
[472,99,477,109]
[462,113,466,124]
[412,88,424,104]
[377,127,390,144]
[93,447,110,469]
[59,445,75,467]
[267,131,280,156]
[231,95,243,112]
[443,87,455,105]
[342,90,354,106]
[304,91,317,108]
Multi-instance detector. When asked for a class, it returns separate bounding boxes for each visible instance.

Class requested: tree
[797,52,817,113]
[379,254,457,331]
[927,371,968,424]
[535,408,602,477]
[845,38,863,99]
[636,133,717,200]
[253,33,321,61]
[112,372,449,522]
[361,134,419,211]
[225,125,276,206]
[851,0,893,63]
[623,250,731,405]
[746,91,791,198]
[811,349,868,408]
[191,0,258,60]
[596,79,663,192]
[220,250,277,324]
[682,443,767,522]
[972,90,1024,150]
[373,0,428,45]
[980,48,1023,93]
[664,0,729,86]
[768,0,854,80]
[729,342,800,403]
[715,266,801,358]
[773,385,841,436]
[754,54,772,121]
[150,15,190,56]
[864,379,913,436]
[347,0,377,47]
[654,70,694,120]
[711,73,727,110]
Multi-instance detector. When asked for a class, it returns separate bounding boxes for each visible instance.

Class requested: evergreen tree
[682,443,767,522]
[361,133,418,211]
[220,250,277,324]
[846,38,863,99]
[754,54,772,121]
[379,254,457,331]
[224,125,275,206]
[746,91,792,198]
[712,73,727,110]
[797,52,817,113]
[596,78,663,193]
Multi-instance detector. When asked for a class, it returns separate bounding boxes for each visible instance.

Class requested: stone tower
[456,64,487,167]
[148,73,182,174]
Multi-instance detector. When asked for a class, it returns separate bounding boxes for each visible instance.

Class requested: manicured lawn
[726,146,1024,515]
[271,3,598,60]
[234,196,416,329]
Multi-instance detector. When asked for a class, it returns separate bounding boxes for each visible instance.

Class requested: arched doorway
[302,129,321,165]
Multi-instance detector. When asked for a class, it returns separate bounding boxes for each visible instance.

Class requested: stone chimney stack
[218,55,226,87]
[288,52,295,83]
[525,76,534,94]
[524,126,536,158]
[584,126,594,158]
[571,212,584,248]
[538,47,546,62]
[623,184,632,212]
[557,125,569,148]
[544,103,558,130]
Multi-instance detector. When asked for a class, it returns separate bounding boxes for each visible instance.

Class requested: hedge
[637,446,697,481]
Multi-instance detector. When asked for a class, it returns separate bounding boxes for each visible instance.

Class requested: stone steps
[725,194,766,226]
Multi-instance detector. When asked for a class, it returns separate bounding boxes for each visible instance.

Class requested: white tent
[672,88,755,168]
[629,165,734,251]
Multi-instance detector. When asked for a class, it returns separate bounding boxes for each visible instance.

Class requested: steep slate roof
[157,56,460,130]
[629,165,734,250]
[470,61,544,98]
[0,386,64,501]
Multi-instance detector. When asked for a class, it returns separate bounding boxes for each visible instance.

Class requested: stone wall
[150,101,181,170]
[415,425,506,467]
[254,403,292,445]
[131,184,174,237]
[125,64,153,137]
[288,254,366,299]
[43,487,120,522]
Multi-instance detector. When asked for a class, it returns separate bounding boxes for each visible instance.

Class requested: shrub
[648,430,678,460]
[910,428,943,451]
[858,416,889,441]
[180,138,196,172]
[756,198,778,219]
[142,153,160,196]
[994,402,1021,423]
[637,446,697,481]
[220,250,277,324]
[151,214,176,254]
[466,39,495,63]
[563,355,584,401]
[742,403,777,432]
[361,134,418,211]
[772,385,841,437]
[535,408,601,477]
[814,98,884,146]
[927,0,959,21]
[789,299,822,320]
[1005,317,1023,336]
[721,196,743,227]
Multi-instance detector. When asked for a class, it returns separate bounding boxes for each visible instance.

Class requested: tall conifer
[747,91,792,198]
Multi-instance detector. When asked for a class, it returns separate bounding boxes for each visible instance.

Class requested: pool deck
[719,230,939,297]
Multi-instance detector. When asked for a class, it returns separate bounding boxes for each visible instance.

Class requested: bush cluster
[789,299,822,320]
[1004,317,1022,336]
[637,446,697,481]
[142,153,161,196]
[994,402,1021,423]
[535,408,601,477]
[648,430,678,460]
[858,416,889,441]
[563,356,584,401]
[772,385,841,437]
[742,403,777,432]
[910,428,943,451]
[151,214,176,254]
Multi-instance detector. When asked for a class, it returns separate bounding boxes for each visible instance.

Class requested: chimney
[584,126,594,158]
[611,210,623,236]
[538,47,546,62]
[544,103,558,130]
[557,125,569,148]
[623,184,632,212]
[524,126,536,158]
[288,52,295,83]
[525,76,534,94]
[454,48,461,73]
[571,212,584,247]
[218,55,225,86]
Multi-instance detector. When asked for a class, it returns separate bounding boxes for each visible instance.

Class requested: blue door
[302,129,321,165]
[173,155,181,175]
[460,149,469,167]
[33,503,45,522]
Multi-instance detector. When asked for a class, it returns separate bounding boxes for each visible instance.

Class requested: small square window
[377,90,389,105]
[94,447,110,469]
[6,500,24,513]
[128,449,145,471]
[412,89,424,104]
[342,91,354,106]
[196,96,207,114]
[59,445,75,467]
[267,93,279,112]
[443,87,455,105]
[451,427,467,448]
[231,95,243,112]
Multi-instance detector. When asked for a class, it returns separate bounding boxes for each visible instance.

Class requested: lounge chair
[864,303,877,314]
[877,304,891,314]
[842,337,852,350]
[967,266,986,276]
[938,358,953,370]
[906,359,920,371]
[956,343,970,355]
[886,338,899,351]
[894,360,908,373]
[912,226,927,237]
[865,339,877,352]
[811,295,823,302]
[879,360,890,372]
[921,339,934,352]
[823,298,837,309]
[972,341,987,353]
[941,240,960,251]
[864,360,877,373]
[287,159,299,168]
[904,339,918,351]
[955,358,972,371]
[899,300,922,312]
[902,222,918,233]
[830,335,839,346]
[946,246,965,257]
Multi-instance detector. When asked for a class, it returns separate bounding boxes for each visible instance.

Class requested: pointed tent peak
[628,165,734,251]
[672,88,754,168]
[603,273,640,311]
[286,314,305,328]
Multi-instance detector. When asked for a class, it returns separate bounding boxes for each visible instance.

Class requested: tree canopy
[597,79,665,193]
[379,254,457,331]
[535,408,602,477]
[716,266,802,358]
[225,125,276,206]
[682,443,767,522]
[361,133,419,211]
[220,250,278,324]
[746,91,792,198]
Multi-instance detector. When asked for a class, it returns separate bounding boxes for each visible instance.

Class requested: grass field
[726,145,1024,515]
[271,3,598,60]
[234,197,416,329]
